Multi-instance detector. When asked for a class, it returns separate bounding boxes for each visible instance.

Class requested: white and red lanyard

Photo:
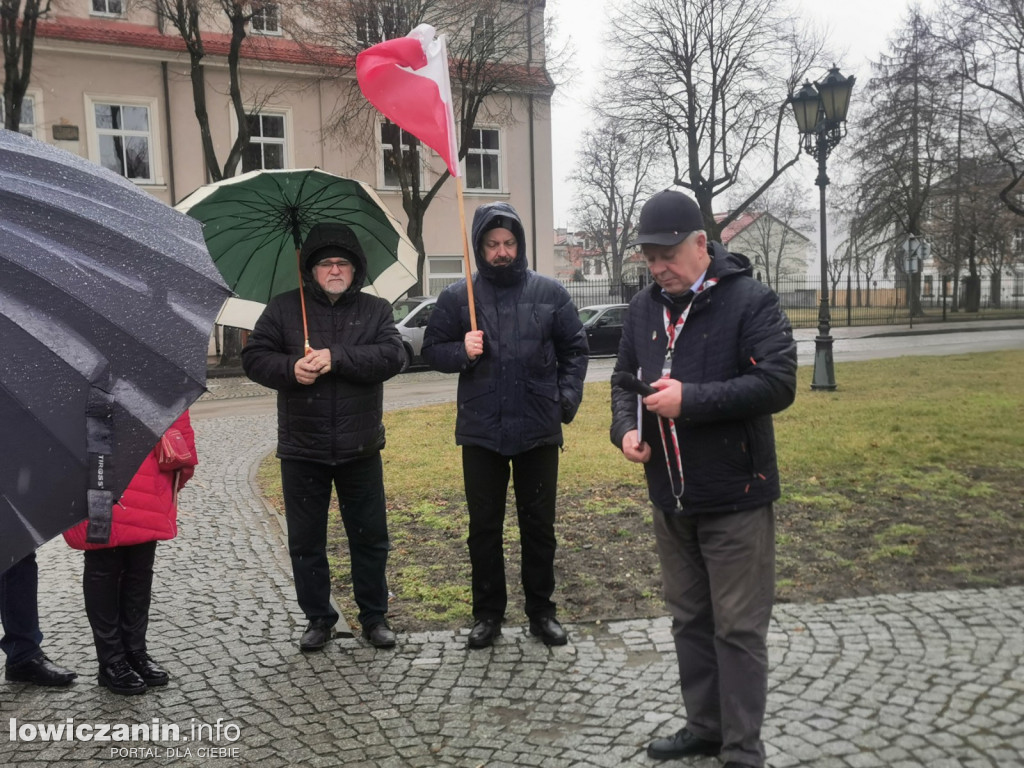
[657,278,717,503]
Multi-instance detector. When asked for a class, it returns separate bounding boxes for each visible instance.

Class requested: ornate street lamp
[790,65,855,390]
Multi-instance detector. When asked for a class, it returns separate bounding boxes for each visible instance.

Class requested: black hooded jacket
[241,223,405,464]
[610,241,797,515]
[421,202,589,455]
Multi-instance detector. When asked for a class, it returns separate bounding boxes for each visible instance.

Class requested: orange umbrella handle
[296,247,311,354]
[455,177,477,332]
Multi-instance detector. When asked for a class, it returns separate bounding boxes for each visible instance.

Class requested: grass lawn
[256,350,1024,632]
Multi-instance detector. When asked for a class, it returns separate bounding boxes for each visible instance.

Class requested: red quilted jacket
[63,411,197,550]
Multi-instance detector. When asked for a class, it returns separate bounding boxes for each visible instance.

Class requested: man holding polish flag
[356,24,478,326]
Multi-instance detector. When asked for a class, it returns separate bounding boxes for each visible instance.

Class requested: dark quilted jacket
[610,242,797,515]
[241,229,405,464]
[422,202,589,455]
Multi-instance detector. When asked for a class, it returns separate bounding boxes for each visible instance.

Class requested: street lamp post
[789,66,856,391]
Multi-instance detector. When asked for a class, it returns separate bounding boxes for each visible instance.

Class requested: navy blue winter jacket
[422,202,589,455]
[610,242,797,515]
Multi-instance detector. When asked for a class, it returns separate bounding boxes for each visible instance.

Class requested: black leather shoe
[127,651,169,687]
[467,618,501,648]
[646,728,722,760]
[529,616,568,646]
[5,654,77,687]
[362,622,396,649]
[299,620,334,652]
[98,660,147,695]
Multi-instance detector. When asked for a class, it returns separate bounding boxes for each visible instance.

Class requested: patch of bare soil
[330,468,1024,634]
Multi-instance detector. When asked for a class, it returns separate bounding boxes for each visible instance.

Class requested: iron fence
[557,275,1024,329]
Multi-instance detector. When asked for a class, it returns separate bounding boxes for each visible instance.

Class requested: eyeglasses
[315,259,353,271]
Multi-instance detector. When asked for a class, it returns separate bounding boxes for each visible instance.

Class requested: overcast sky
[546,0,939,228]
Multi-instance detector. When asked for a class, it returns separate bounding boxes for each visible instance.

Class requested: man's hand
[294,348,331,386]
[644,377,682,419]
[621,429,651,464]
[464,330,484,360]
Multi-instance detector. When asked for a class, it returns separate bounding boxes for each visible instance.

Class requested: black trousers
[280,455,390,630]
[82,541,157,666]
[462,444,559,622]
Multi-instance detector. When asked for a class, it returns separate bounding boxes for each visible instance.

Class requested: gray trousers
[653,504,775,768]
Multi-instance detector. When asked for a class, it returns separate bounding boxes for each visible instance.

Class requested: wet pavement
[3,322,1023,767]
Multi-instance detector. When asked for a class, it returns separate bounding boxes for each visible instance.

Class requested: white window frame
[463,126,503,192]
[427,255,465,296]
[85,94,162,185]
[241,110,289,172]
[250,3,281,36]
[0,92,38,137]
[90,0,123,17]
[379,121,424,189]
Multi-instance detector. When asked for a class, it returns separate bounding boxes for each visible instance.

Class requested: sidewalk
[4,327,1023,766]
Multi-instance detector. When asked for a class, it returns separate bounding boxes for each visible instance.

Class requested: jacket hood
[300,222,367,295]
[707,240,753,280]
[470,202,527,284]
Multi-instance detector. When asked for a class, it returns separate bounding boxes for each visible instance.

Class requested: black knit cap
[628,189,704,247]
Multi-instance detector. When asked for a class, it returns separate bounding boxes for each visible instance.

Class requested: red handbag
[157,428,194,471]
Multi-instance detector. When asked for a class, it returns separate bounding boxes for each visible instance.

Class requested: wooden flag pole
[455,175,477,331]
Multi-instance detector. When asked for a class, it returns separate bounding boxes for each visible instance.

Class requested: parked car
[578,303,629,356]
[392,296,437,372]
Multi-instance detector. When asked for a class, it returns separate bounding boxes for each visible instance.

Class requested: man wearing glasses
[243,222,405,652]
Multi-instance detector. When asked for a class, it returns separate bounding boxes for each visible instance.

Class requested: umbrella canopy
[0,129,231,573]
[175,168,419,308]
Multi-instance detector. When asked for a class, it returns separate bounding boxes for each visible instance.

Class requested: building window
[91,0,123,16]
[356,2,409,47]
[242,113,286,172]
[251,3,281,35]
[380,121,420,188]
[923,274,933,297]
[472,12,494,55]
[427,255,464,296]
[0,95,35,137]
[465,127,500,191]
[93,102,153,181]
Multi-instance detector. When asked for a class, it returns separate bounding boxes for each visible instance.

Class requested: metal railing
[557,275,1024,329]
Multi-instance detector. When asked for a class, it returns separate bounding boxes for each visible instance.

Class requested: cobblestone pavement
[5,362,1024,766]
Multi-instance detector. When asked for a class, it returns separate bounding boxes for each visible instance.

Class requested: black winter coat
[610,242,797,515]
[242,274,405,465]
[422,202,589,455]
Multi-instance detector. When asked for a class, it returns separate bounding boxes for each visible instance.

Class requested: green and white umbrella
[176,169,418,323]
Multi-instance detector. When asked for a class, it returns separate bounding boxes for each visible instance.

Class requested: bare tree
[568,112,661,289]
[851,7,956,317]
[603,0,826,240]
[936,0,1024,218]
[733,178,811,289]
[318,0,554,294]
[1,0,51,131]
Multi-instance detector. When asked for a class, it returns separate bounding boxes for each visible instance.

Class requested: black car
[578,303,628,356]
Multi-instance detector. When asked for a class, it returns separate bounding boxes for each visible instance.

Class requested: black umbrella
[0,129,231,573]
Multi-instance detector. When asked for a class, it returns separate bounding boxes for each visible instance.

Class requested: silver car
[392,296,437,372]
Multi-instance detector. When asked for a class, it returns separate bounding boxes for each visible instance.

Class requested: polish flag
[355,24,461,178]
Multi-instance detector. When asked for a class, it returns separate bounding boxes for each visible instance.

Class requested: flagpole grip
[296,247,311,354]
[455,176,477,332]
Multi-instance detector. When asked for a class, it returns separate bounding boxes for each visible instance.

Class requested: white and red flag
[355,24,461,178]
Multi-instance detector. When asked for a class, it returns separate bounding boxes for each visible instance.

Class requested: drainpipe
[162,61,177,203]
[526,3,538,270]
